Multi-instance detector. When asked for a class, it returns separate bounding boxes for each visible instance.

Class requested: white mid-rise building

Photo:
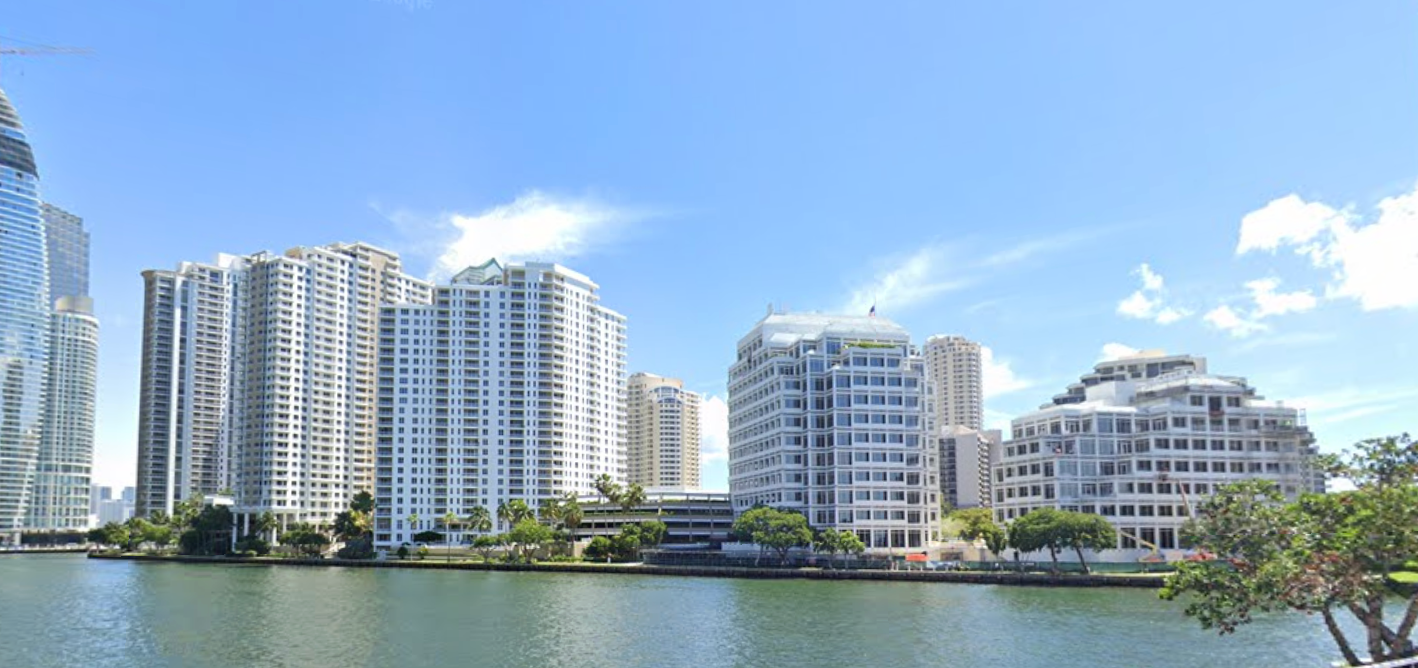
[373,260,627,548]
[992,353,1319,557]
[924,335,983,431]
[939,426,998,511]
[627,372,701,489]
[728,312,937,552]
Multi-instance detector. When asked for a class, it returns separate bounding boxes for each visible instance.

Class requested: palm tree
[441,512,458,563]
[539,497,564,527]
[466,506,492,535]
[593,474,622,506]
[561,493,584,552]
[506,499,535,525]
[406,513,419,544]
[496,501,511,532]
[254,511,279,543]
[620,483,648,514]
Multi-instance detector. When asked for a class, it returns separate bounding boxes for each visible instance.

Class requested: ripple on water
[0,557,1341,668]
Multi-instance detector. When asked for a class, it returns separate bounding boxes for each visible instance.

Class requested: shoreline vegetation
[85,552,1164,588]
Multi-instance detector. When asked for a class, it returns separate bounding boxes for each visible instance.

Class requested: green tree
[465,506,493,534]
[951,508,999,541]
[148,510,172,528]
[333,510,369,543]
[561,494,584,549]
[253,511,279,542]
[732,507,812,566]
[610,525,642,561]
[350,491,376,514]
[143,523,175,553]
[584,535,614,562]
[472,534,500,562]
[498,500,534,531]
[506,518,555,563]
[441,511,459,562]
[1060,512,1116,575]
[593,474,622,506]
[1162,434,1418,666]
[172,497,204,529]
[123,517,153,552]
[406,513,420,537]
[539,497,565,526]
[620,483,648,513]
[814,528,844,568]
[87,522,129,549]
[638,520,667,548]
[1007,508,1069,572]
[839,530,867,565]
[981,524,1009,562]
[280,523,331,558]
[396,545,410,560]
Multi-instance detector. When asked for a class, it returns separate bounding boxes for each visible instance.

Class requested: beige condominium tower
[627,373,701,489]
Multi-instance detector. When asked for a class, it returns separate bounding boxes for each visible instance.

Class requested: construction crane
[0,37,93,81]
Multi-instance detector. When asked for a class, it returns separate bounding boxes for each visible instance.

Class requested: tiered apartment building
[992,351,1319,556]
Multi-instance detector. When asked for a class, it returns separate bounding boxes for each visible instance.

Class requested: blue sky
[5,1,1415,492]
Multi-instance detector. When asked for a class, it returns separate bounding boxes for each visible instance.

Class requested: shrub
[397,545,410,560]
[233,536,271,556]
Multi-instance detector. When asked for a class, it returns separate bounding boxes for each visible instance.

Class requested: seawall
[87,553,1165,588]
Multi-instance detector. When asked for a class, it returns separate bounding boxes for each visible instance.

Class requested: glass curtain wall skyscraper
[0,88,50,544]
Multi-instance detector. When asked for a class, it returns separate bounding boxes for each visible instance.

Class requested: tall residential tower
[0,88,50,543]
[136,243,431,531]
[627,372,701,489]
[373,260,627,548]
[923,335,983,431]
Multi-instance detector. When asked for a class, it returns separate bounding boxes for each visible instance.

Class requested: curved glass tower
[0,87,50,543]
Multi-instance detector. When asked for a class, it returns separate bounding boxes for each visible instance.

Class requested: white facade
[993,354,1318,555]
[627,372,701,489]
[136,243,430,529]
[727,312,937,552]
[233,243,430,528]
[939,426,997,511]
[924,335,983,431]
[136,256,246,517]
[373,260,627,548]
[27,297,99,531]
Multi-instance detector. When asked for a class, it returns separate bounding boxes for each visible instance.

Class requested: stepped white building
[727,312,937,552]
[992,351,1319,556]
[627,373,701,489]
[373,260,627,548]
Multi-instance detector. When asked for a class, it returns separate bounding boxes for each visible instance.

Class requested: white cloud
[840,228,1113,315]
[1237,183,1418,310]
[1285,386,1418,428]
[984,408,1015,432]
[1202,305,1267,338]
[842,245,970,314]
[1237,194,1347,255]
[1116,263,1191,324]
[699,395,729,464]
[1099,343,1140,361]
[1245,277,1317,317]
[387,190,641,278]
[981,346,1032,399]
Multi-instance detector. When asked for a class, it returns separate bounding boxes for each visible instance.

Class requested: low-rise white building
[992,354,1319,558]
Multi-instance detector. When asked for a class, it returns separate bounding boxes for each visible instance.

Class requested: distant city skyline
[3,2,1414,494]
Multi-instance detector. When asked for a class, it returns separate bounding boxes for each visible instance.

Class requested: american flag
[868,303,876,318]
